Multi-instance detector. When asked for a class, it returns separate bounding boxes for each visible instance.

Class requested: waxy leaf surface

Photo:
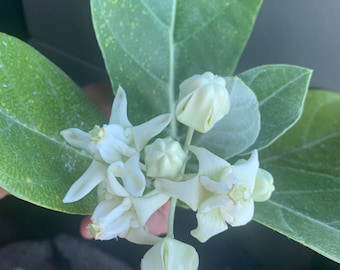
[0,33,105,214]
[255,90,340,263]
[239,65,312,151]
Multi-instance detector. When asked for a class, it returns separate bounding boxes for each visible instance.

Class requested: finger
[80,215,93,239]
[146,201,170,236]
[0,188,9,199]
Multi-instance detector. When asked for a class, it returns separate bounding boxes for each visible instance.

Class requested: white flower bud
[253,168,275,202]
[144,137,187,179]
[141,238,199,270]
[176,72,230,133]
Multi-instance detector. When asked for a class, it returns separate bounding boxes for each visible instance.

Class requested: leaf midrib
[0,110,92,160]
[259,71,308,106]
[262,199,340,234]
[261,131,340,164]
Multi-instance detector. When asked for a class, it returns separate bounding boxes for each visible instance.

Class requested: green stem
[167,196,177,239]
[167,127,194,239]
[183,127,194,153]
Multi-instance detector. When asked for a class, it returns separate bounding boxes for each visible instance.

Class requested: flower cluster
[61,72,274,269]
[61,86,171,244]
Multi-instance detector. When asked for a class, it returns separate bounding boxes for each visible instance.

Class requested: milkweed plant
[1,0,340,269]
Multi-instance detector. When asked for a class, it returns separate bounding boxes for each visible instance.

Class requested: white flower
[234,159,275,202]
[141,238,199,270]
[155,146,260,242]
[176,72,230,133]
[105,153,146,197]
[144,137,187,179]
[88,176,169,244]
[61,86,171,202]
[62,86,171,163]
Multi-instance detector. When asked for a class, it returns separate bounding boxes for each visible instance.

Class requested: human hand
[0,188,9,199]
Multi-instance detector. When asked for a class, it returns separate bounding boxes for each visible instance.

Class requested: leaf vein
[97,1,167,87]
[174,5,231,46]
[139,0,168,27]
[267,199,340,233]
[259,71,308,106]
[262,132,340,163]
[0,110,91,160]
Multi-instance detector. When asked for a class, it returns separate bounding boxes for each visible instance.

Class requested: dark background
[0,1,339,269]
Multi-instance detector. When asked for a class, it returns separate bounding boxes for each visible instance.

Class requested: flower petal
[200,175,231,194]
[107,162,129,197]
[109,86,131,128]
[141,238,199,269]
[60,128,91,152]
[226,200,254,227]
[199,195,229,212]
[90,197,136,240]
[189,146,230,176]
[191,209,228,242]
[97,125,137,163]
[232,150,259,190]
[154,176,204,211]
[132,192,169,225]
[63,160,107,203]
[121,153,146,197]
[133,113,172,151]
[91,197,125,222]
[124,226,161,245]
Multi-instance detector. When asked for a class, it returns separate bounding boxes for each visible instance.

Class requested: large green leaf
[255,90,340,263]
[91,0,262,137]
[0,33,105,214]
[239,65,312,152]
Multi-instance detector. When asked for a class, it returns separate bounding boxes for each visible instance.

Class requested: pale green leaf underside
[255,90,340,263]
[194,76,260,159]
[239,65,312,152]
[0,33,105,214]
[91,0,262,136]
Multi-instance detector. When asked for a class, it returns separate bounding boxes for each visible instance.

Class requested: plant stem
[167,196,177,239]
[167,127,194,239]
[183,127,194,153]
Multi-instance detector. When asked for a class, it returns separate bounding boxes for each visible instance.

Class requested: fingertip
[0,188,9,199]
[80,215,93,239]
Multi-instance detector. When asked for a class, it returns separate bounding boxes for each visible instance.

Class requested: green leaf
[0,33,105,214]
[239,65,312,151]
[255,90,340,263]
[193,76,260,159]
[91,0,262,137]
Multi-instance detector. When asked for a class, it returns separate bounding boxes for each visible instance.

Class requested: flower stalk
[166,197,177,239]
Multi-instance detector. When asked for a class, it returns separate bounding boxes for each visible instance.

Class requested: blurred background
[0,0,339,269]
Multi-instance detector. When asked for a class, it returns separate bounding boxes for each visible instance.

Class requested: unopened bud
[144,137,187,179]
[176,72,230,133]
[253,168,275,202]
